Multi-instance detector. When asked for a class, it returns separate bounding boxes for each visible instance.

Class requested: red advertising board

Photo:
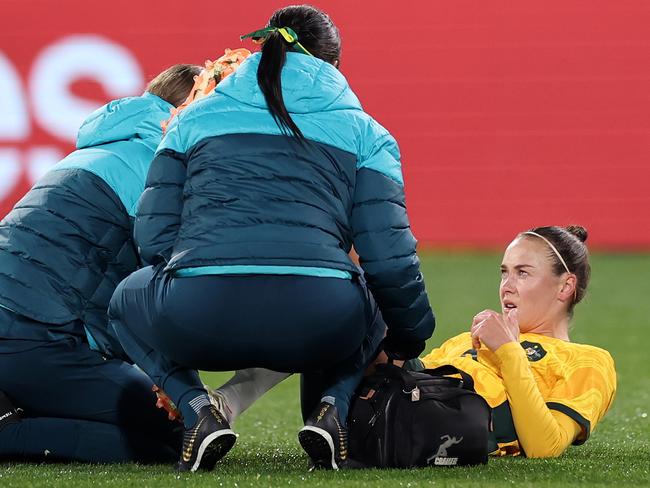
[1,0,649,248]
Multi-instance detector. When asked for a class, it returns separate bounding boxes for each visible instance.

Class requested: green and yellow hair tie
[240,26,313,56]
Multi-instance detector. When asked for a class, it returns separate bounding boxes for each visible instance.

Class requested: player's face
[499,237,564,332]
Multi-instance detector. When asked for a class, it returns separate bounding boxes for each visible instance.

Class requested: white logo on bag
[0,412,13,421]
[428,434,463,466]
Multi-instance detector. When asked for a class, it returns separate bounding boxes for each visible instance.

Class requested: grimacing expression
[499,236,569,332]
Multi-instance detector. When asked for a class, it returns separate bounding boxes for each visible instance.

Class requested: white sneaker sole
[298,426,339,470]
[190,429,237,472]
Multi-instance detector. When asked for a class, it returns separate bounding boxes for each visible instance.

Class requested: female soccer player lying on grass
[413,225,616,458]
[160,224,616,466]
[201,225,615,468]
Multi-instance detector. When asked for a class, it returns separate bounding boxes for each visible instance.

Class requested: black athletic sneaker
[177,404,237,472]
[0,390,21,431]
[298,402,348,470]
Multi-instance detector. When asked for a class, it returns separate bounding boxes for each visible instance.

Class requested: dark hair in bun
[521,225,591,314]
[565,225,588,243]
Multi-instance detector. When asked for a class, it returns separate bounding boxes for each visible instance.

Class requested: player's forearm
[495,342,580,458]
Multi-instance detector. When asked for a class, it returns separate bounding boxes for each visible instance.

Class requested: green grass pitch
[2,252,649,487]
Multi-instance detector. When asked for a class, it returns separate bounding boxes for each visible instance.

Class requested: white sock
[188,393,211,414]
[321,395,336,406]
[208,369,291,424]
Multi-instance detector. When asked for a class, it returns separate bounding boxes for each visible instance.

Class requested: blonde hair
[146,64,202,107]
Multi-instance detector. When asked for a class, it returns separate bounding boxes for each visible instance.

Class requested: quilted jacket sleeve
[352,130,435,359]
[134,147,187,265]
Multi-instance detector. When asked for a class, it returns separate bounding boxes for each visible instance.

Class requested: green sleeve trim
[404,358,425,372]
[546,402,591,445]
[492,400,518,444]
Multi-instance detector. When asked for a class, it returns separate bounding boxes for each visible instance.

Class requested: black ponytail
[258,32,305,140]
[257,5,341,141]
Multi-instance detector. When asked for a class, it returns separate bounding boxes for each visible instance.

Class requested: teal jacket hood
[216,52,363,114]
[76,92,173,151]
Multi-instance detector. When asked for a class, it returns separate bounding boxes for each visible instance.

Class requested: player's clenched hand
[470,309,519,352]
[470,310,494,349]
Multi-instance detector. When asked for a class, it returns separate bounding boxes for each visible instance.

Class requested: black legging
[109,265,385,423]
[0,334,180,462]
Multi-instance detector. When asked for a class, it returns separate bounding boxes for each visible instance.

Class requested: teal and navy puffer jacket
[0,92,172,358]
[137,53,434,357]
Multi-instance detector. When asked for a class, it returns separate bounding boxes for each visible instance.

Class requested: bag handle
[422,365,475,391]
[374,363,417,392]
[374,363,476,394]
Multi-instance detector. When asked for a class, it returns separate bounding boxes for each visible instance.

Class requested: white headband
[522,231,571,274]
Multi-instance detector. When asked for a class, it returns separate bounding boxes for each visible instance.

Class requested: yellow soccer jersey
[420,332,616,456]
